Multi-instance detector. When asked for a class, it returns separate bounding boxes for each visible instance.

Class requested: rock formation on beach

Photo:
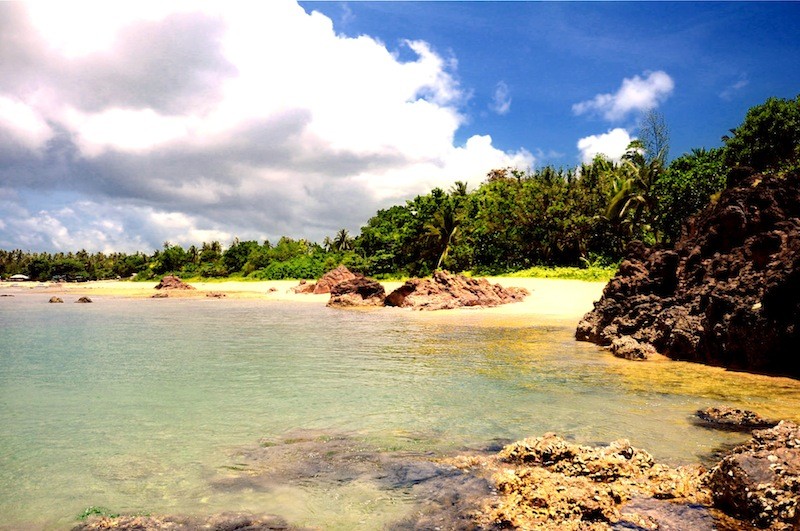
[326,277,386,307]
[154,275,195,290]
[76,296,92,303]
[385,270,528,311]
[291,265,359,295]
[49,296,63,303]
[695,406,777,432]
[577,170,800,377]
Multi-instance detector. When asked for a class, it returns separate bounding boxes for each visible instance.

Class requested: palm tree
[604,140,665,242]
[425,195,464,270]
[333,229,353,252]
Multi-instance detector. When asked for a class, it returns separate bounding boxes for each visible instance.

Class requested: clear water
[2,294,800,529]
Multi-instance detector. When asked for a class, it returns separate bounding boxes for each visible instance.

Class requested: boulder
[695,406,777,432]
[75,296,92,303]
[290,280,316,294]
[577,171,800,377]
[313,265,359,294]
[609,335,655,360]
[708,421,800,529]
[327,277,386,308]
[385,270,528,311]
[154,275,195,290]
[49,296,64,303]
[206,292,226,298]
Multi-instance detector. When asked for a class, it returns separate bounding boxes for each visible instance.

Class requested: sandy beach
[0,276,606,323]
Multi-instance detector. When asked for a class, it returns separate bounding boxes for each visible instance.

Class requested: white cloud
[720,75,749,101]
[0,95,53,151]
[0,1,533,252]
[577,128,633,163]
[572,71,674,122]
[490,81,511,115]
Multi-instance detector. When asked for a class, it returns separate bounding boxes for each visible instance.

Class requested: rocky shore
[74,420,799,530]
[577,170,800,378]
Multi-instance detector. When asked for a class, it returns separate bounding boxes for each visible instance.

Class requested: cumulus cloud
[490,81,511,115]
[0,1,533,252]
[577,128,633,163]
[572,71,674,122]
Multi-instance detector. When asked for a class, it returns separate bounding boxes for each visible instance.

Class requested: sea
[2,293,800,529]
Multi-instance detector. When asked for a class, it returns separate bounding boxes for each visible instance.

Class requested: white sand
[0,277,606,324]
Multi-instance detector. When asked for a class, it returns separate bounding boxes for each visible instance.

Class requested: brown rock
[290,279,316,294]
[695,406,777,432]
[327,277,386,307]
[154,275,195,290]
[49,296,63,303]
[206,292,226,298]
[72,512,306,530]
[577,171,800,377]
[708,421,800,529]
[151,292,169,298]
[609,335,655,360]
[75,296,92,303]
[385,270,528,311]
[313,265,359,294]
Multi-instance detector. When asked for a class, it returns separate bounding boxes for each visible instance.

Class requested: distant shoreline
[0,277,607,324]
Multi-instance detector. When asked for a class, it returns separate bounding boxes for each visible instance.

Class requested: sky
[1,1,799,253]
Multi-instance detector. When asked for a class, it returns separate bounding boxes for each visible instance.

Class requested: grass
[503,265,618,282]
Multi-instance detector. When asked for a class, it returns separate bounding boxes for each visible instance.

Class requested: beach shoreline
[0,276,607,323]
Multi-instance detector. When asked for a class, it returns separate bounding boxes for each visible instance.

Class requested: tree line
[2,95,798,282]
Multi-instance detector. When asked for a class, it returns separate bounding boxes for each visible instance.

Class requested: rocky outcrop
[708,421,800,529]
[385,270,528,311]
[49,296,63,303]
[695,406,777,432]
[327,277,386,308]
[290,265,359,294]
[454,433,712,530]
[154,275,195,290]
[577,170,800,377]
[313,265,358,294]
[75,296,92,303]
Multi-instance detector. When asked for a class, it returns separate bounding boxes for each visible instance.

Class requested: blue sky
[0,1,798,253]
[304,1,800,164]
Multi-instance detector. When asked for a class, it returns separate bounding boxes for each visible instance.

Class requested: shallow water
[1,294,800,529]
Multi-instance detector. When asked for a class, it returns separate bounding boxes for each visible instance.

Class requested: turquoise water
[2,294,800,529]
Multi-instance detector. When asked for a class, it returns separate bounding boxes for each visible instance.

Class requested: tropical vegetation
[2,95,798,282]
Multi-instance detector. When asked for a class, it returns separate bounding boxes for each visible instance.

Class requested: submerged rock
[327,277,386,307]
[49,296,63,303]
[385,270,528,311]
[154,275,195,290]
[72,511,306,530]
[577,171,800,377]
[695,406,777,432]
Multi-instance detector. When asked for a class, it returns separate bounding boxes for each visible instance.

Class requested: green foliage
[505,265,618,282]
[77,506,119,520]
[723,95,800,173]
[655,148,726,243]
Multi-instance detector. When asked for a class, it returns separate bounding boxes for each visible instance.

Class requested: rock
[206,292,226,298]
[609,335,655,360]
[291,266,361,294]
[708,421,800,529]
[75,296,92,303]
[290,279,316,294]
[49,296,63,303]
[577,170,800,377]
[327,277,386,307]
[151,292,169,298]
[464,433,711,530]
[695,406,777,432]
[154,275,195,290]
[72,512,306,530]
[384,270,528,311]
[313,265,359,294]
